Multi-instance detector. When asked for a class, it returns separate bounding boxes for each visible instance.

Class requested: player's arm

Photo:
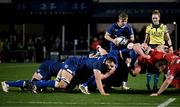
[130,65,141,76]
[164,32,173,53]
[150,75,174,96]
[89,53,96,58]
[119,49,132,67]
[96,45,108,56]
[104,32,114,42]
[101,67,115,80]
[128,34,134,43]
[89,46,108,58]
[93,69,109,96]
[144,33,150,44]
[104,32,117,45]
[133,43,150,59]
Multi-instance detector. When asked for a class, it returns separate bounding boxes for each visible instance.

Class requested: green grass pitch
[0,63,179,107]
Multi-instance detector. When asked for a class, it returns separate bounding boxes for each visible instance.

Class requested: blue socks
[6,80,25,87]
[146,72,159,88]
[153,73,159,88]
[146,72,151,86]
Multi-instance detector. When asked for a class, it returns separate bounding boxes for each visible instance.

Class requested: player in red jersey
[174,50,180,57]
[150,57,180,96]
[129,45,166,76]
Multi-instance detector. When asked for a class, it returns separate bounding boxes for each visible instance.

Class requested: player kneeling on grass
[32,56,117,96]
[1,60,63,93]
[150,58,180,96]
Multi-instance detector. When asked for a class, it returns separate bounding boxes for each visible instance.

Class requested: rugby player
[151,56,180,96]
[32,55,118,96]
[1,60,63,92]
[104,12,134,50]
[104,12,134,90]
[78,43,151,94]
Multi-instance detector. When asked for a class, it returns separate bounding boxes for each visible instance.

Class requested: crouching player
[150,58,180,96]
[32,55,118,95]
[78,43,150,95]
[1,60,63,92]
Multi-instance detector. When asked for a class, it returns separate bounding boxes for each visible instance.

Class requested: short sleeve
[163,25,168,33]
[106,24,115,36]
[145,25,150,34]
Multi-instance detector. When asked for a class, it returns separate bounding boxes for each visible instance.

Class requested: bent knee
[32,72,43,80]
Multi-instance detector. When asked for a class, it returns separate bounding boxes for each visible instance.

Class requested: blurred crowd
[0,24,176,63]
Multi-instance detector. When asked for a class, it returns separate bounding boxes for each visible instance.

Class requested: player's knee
[32,72,42,80]
[55,70,73,89]
[55,76,70,89]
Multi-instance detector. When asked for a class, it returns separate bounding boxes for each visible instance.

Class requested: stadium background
[0,0,179,62]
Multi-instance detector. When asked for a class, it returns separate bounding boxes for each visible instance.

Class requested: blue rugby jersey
[107,23,134,50]
[62,55,118,76]
[61,57,97,75]
[93,52,118,74]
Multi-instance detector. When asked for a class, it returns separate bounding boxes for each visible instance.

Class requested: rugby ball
[115,36,127,45]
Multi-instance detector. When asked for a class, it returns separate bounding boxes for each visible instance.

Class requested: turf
[0,63,179,107]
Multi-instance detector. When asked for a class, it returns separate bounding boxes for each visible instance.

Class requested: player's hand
[144,55,151,59]
[112,38,119,46]
[96,45,101,50]
[125,58,131,67]
[168,47,173,54]
[127,43,134,49]
[101,93,110,96]
[150,93,159,96]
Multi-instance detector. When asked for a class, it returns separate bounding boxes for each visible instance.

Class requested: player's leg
[1,80,33,92]
[1,81,10,92]
[121,70,130,90]
[79,75,95,94]
[30,69,73,93]
[26,70,71,93]
[146,70,152,91]
[55,57,78,89]
[153,71,160,92]
[31,61,52,81]
[119,61,130,90]
[1,68,44,92]
[31,63,53,92]
[32,72,43,80]
[55,69,73,89]
[31,72,73,93]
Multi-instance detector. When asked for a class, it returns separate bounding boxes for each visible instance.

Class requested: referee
[144,9,173,92]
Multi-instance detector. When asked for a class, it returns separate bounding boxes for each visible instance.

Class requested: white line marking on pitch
[157,98,176,107]
[7,101,156,106]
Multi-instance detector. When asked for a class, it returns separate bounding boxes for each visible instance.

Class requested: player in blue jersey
[78,44,151,94]
[31,60,63,81]
[104,12,134,50]
[1,60,63,93]
[79,46,131,94]
[32,55,118,95]
[103,12,134,89]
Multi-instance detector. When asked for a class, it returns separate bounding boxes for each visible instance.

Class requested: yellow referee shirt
[146,23,168,45]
